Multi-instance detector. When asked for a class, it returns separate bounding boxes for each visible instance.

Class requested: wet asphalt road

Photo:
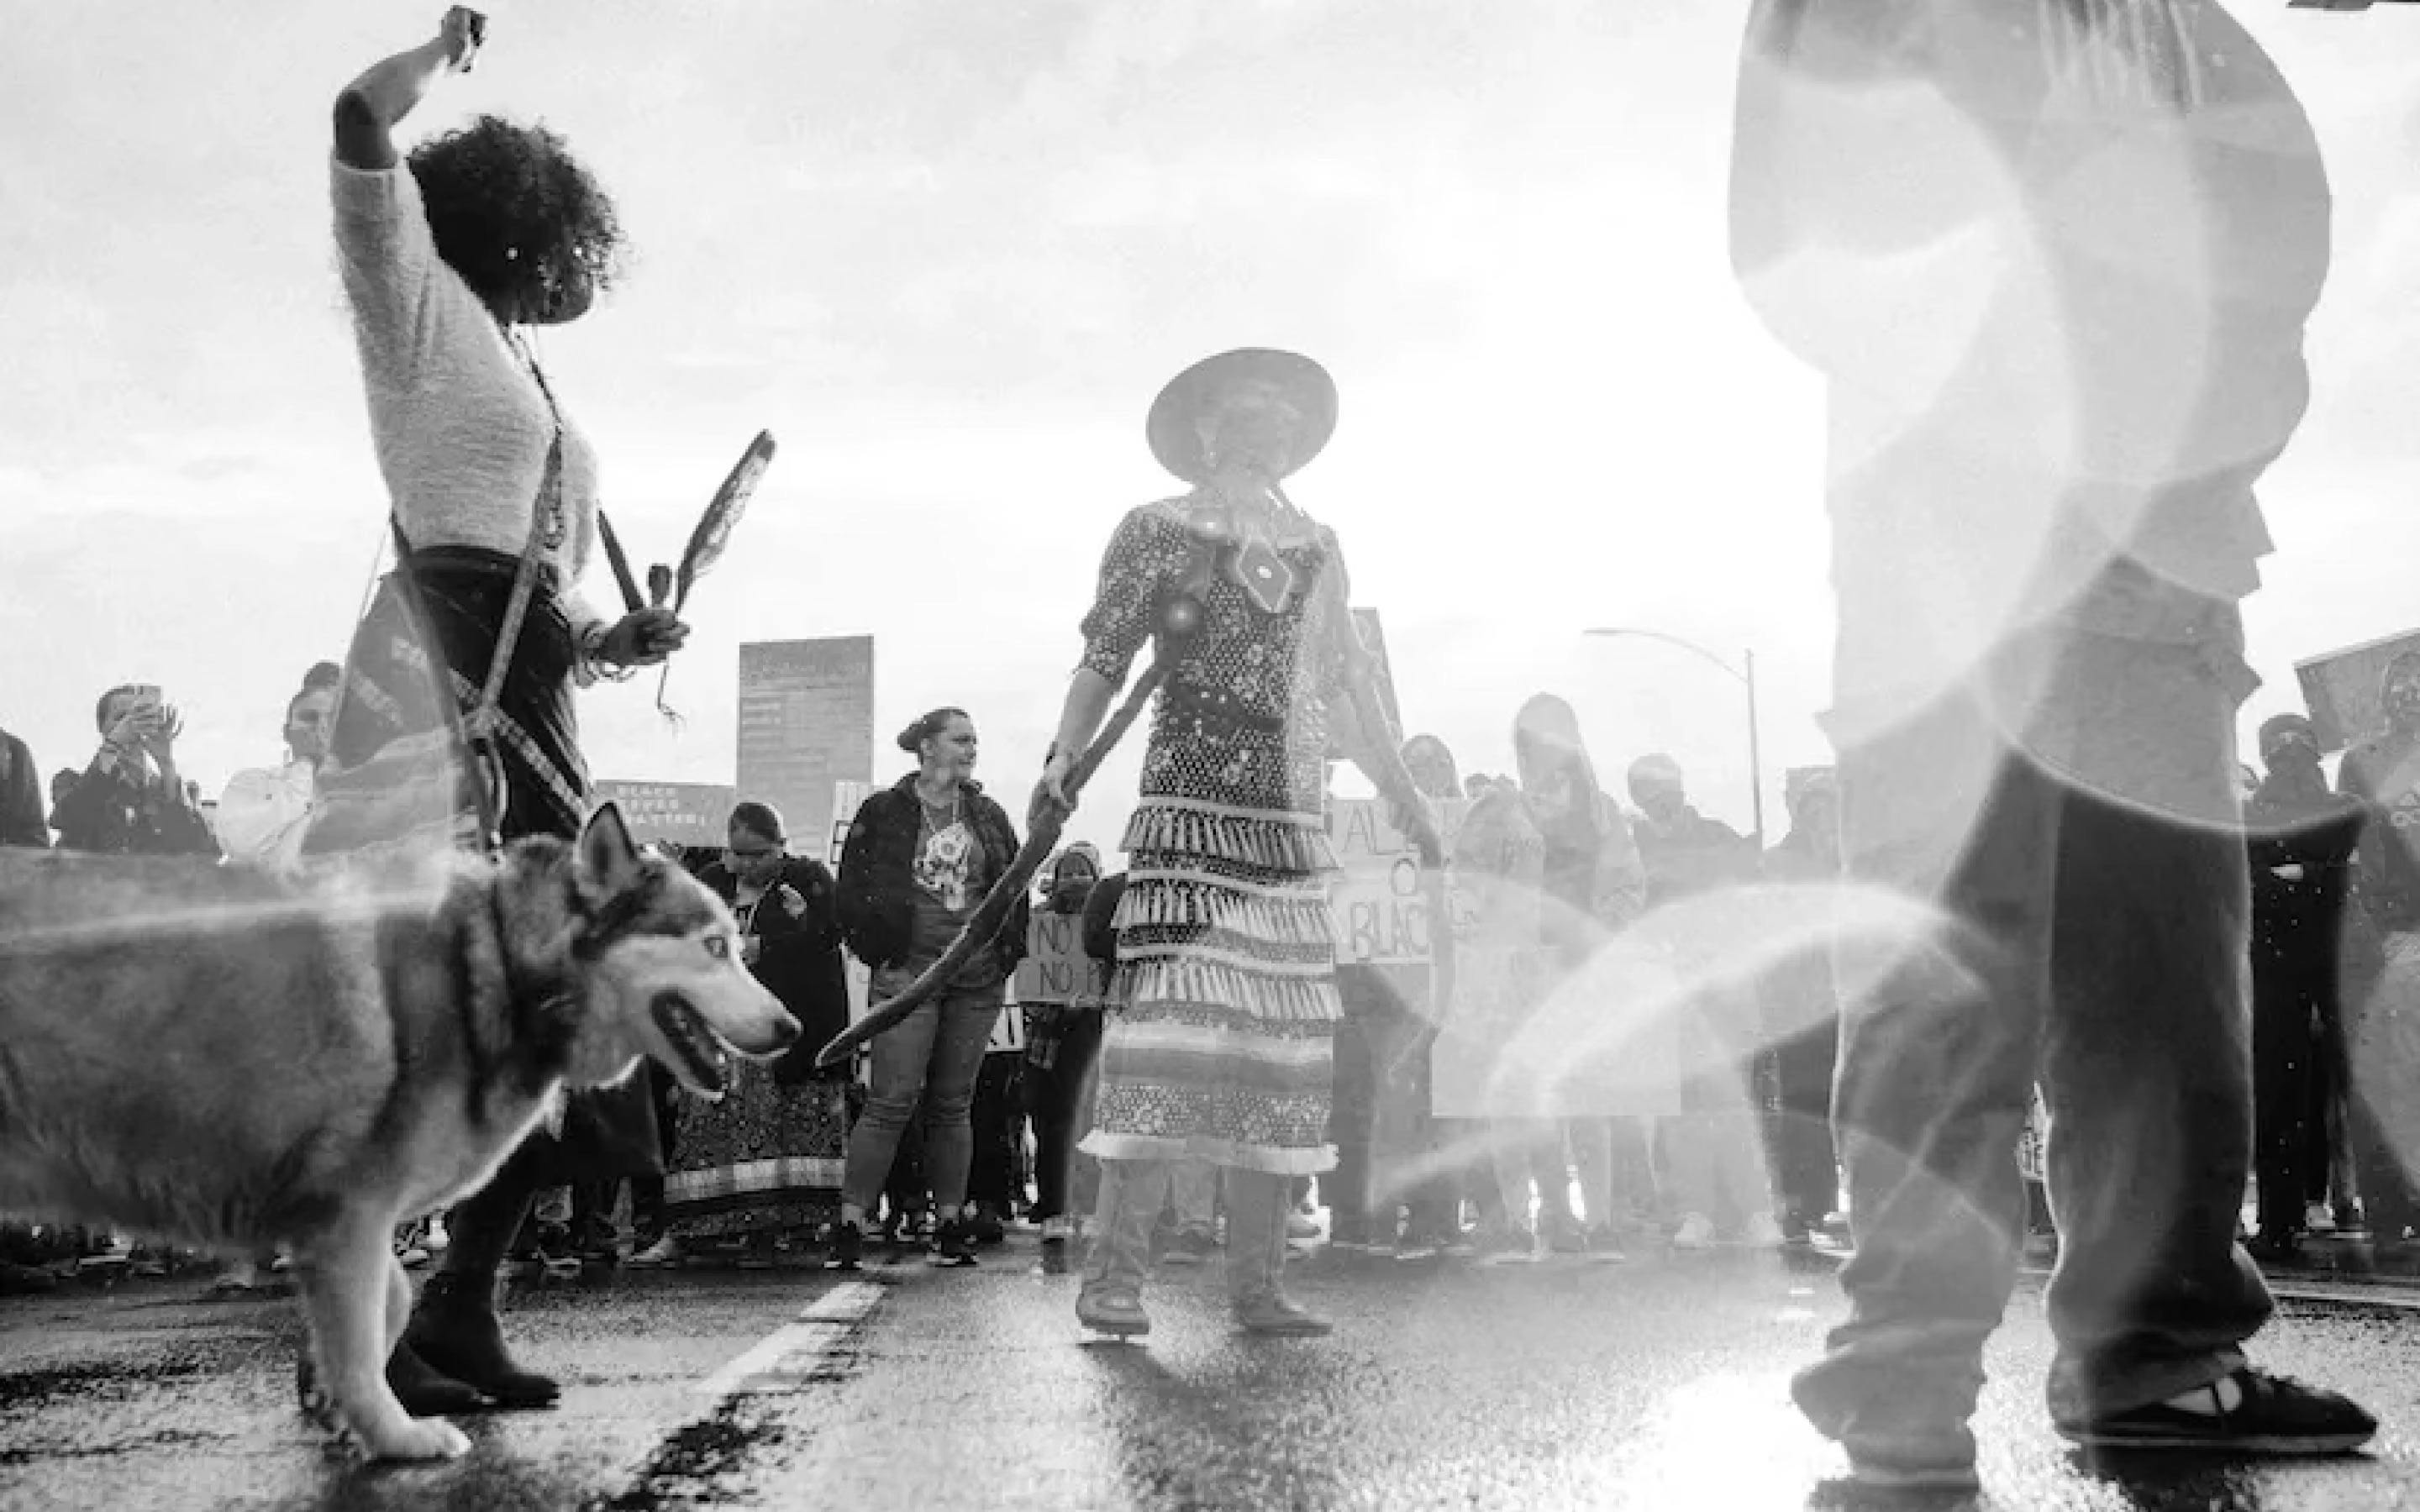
[5,1240,2420,1511]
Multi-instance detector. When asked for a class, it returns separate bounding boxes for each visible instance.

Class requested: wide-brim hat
[1146,348,1338,486]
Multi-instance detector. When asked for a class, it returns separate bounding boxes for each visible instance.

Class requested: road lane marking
[692,1280,885,1399]
[593,1281,886,1509]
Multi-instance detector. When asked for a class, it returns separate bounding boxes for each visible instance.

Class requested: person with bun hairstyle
[830,708,1030,1270]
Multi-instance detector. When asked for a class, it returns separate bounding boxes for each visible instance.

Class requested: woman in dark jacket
[830,708,1028,1269]
[640,802,853,1264]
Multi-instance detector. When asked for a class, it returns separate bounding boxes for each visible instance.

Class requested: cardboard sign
[590,780,736,847]
[1327,795,1472,965]
[829,780,875,866]
[1014,907,1112,1008]
[1421,790,1685,1119]
[2296,627,2420,755]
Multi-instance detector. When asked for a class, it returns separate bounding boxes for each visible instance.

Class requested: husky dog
[0,805,797,1462]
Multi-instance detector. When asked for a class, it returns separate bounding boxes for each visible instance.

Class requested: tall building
[737,637,875,853]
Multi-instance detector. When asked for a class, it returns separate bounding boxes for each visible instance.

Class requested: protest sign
[2296,627,2420,754]
[1327,795,1470,965]
[1015,907,1112,1007]
[1418,790,1686,1119]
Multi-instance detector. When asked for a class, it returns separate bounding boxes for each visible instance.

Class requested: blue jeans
[840,972,1003,1214]
[1796,628,2270,1439]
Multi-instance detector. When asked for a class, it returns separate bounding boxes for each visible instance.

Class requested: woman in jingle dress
[1038,348,1433,1339]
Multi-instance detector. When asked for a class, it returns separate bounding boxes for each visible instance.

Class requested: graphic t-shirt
[907,797,995,984]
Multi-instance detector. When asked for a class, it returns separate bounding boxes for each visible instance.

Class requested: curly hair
[407,114,626,316]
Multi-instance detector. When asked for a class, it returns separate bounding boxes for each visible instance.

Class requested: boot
[1077,1159,1169,1339]
[402,1271,560,1407]
[381,1339,492,1416]
[1228,1168,1331,1337]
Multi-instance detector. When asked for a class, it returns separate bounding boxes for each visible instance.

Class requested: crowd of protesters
[17,659,2420,1293]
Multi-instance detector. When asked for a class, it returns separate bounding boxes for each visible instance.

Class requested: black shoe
[402,1273,560,1408]
[571,1215,621,1266]
[2247,1231,2305,1266]
[2057,1368,2376,1456]
[969,1204,1007,1247]
[825,1221,864,1273]
[933,1216,981,1268]
[377,1339,493,1417]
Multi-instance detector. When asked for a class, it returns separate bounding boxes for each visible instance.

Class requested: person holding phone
[48,684,218,858]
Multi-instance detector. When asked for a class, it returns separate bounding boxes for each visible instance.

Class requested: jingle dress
[1076,497,1357,1175]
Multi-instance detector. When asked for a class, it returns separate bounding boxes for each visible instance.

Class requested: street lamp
[1582,627,1765,851]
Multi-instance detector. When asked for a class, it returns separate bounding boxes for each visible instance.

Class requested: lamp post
[1583,627,1765,851]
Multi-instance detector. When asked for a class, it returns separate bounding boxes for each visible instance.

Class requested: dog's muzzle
[650,992,735,1097]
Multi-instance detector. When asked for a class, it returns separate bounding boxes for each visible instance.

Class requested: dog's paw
[295,1355,340,1433]
[360,1415,472,1462]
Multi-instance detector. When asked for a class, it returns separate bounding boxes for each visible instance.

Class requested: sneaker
[1235,1293,1333,1337]
[1671,1213,1718,1252]
[1286,1212,1322,1242]
[422,1215,450,1254]
[1844,1421,1981,1491]
[1393,1222,1456,1263]
[628,1234,685,1269]
[1161,1228,1219,1268]
[396,1243,433,1270]
[1739,1213,1786,1248]
[2056,1368,2376,1455]
[571,1215,622,1265]
[1040,1215,1075,1247]
[1476,1224,1537,1266]
[825,1221,865,1273]
[932,1216,981,1268]
[78,1235,134,1274]
[2304,1202,2337,1236]
[0,1262,57,1296]
[1076,1284,1151,1339]
[969,1204,1008,1247]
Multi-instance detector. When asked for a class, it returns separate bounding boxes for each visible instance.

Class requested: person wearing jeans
[832,709,1030,1271]
[1733,0,2370,1488]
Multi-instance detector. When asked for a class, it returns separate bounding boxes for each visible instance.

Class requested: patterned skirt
[664,1065,848,1238]
[1081,794,1343,1174]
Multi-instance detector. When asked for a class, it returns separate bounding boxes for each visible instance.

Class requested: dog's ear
[580,803,645,893]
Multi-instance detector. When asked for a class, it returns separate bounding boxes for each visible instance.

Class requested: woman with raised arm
[1039,349,1435,1340]
[318,7,689,1421]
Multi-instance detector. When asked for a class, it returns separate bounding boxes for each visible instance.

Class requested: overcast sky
[5,3,2417,855]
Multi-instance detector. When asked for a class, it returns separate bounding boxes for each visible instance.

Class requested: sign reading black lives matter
[590,780,735,848]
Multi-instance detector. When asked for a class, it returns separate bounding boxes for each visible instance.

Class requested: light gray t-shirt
[329,157,611,651]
